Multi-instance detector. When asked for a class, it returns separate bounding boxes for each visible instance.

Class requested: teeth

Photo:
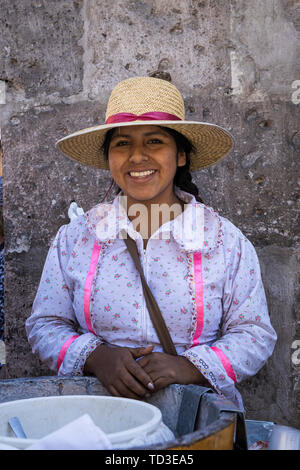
[129,170,155,177]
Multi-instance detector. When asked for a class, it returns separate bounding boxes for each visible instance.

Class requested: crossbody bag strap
[123,233,177,356]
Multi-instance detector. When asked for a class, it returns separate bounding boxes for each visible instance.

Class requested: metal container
[268,424,300,450]
[0,376,243,450]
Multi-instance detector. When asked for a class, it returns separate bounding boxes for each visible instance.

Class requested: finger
[142,345,155,355]
[109,379,141,400]
[127,359,155,392]
[129,345,154,360]
[123,364,155,396]
[141,364,163,384]
[137,354,152,368]
[109,384,122,397]
[152,376,174,391]
[107,355,153,397]
[116,378,147,400]
[136,355,165,390]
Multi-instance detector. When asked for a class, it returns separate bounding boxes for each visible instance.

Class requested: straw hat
[56,76,234,171]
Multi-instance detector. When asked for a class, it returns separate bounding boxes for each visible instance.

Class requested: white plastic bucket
[0,395,174,449]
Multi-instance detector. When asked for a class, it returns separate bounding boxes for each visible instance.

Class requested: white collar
[85,187,223,253]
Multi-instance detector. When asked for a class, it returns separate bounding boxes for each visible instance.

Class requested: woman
[26,77,277,409]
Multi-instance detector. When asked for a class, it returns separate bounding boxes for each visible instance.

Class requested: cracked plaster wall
[0,0,299,427]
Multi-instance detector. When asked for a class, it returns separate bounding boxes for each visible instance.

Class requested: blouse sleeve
[25,223,102,376]
[181,232,277,408]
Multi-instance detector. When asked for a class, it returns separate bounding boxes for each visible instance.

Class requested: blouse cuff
[181,346,244,410]
[58,333,102,377]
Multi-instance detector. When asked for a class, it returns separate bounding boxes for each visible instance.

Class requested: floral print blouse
[26,187,277,409]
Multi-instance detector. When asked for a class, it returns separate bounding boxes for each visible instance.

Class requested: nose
[128,143,148,163]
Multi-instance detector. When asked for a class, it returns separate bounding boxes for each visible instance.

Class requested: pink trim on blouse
[192,252,204,346]
[84,240,102,334]
[57,334,79,372]
[211,345,237,383]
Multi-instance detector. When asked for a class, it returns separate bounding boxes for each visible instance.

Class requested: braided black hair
[101,126,203,203]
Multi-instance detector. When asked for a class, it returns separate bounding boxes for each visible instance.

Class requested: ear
[177,151,186,167]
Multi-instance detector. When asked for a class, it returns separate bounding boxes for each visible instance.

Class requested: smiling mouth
[128,170,157,178]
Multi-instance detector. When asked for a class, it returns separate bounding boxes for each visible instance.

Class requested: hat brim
[56,120,234,172]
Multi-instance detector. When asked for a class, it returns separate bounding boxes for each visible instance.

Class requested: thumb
[129,345,154,359]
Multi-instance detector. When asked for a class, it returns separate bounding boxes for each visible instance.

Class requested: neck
[122,193,184,241]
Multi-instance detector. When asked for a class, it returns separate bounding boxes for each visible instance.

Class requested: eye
[148,138,163,144]
[115,140,129,147]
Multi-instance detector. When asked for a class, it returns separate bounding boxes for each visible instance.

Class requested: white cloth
[68,202,84,221]
[26,188,277,409]
[25,414,112,450]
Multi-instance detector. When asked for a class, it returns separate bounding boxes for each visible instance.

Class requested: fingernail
[147,382,155,391]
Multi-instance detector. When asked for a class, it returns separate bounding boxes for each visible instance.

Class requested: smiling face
[107,125,186,209]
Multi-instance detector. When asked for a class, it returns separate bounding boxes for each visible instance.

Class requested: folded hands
[84,344,209,400]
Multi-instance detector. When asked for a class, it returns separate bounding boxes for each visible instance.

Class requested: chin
[124,189,158,202]
[129,194,157,203]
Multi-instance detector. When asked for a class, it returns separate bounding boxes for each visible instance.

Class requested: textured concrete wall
[0,0,299,427]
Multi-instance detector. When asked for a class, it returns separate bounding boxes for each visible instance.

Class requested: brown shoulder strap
[123,233,177,356]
